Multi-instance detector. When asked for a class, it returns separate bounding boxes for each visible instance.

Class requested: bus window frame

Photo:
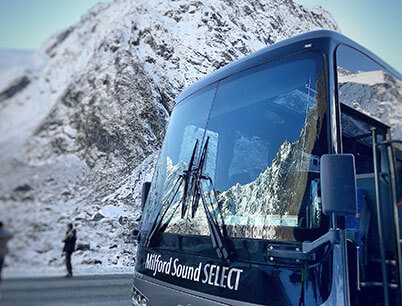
[334,43,402,306]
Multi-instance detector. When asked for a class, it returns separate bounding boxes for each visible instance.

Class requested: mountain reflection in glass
[337,45,402,141]
[142,52,328,241]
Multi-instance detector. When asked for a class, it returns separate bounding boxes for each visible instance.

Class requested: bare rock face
[0,0,339,272]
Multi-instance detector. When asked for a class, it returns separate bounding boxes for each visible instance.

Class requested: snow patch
[99,205,127,219]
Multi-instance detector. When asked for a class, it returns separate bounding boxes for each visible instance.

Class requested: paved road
[0,274,133,306]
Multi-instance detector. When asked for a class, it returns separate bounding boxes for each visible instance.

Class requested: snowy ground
[1,152,157,278]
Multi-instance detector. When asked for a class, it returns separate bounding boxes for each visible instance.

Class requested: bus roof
[177,30,401,103]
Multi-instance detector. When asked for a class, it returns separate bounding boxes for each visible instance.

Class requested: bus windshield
[142,51,328,241]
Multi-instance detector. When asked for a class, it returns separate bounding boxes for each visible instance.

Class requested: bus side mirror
[141,182,151,211]
[320,154,357,216]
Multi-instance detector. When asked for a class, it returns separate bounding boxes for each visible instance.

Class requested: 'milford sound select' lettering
[201,264,243,291]
[145,253,244,291]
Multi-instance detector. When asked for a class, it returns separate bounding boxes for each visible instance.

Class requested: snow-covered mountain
[0,0,339,274]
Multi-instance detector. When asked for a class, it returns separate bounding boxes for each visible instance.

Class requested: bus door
[393,145,402,236]
[340,103,401,306]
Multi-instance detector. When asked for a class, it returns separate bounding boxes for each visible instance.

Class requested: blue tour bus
[132,30,402,306]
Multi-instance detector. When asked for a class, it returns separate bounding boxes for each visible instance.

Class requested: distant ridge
[0,49,34,71]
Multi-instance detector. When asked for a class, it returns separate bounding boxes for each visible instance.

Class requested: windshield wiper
[190,137,231,261]
[197,179,230,260]
[189,137,208,218]
[145,137,231,261]
[181,139,198,218]
[145,140,199,248]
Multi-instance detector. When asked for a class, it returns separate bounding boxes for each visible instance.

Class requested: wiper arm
[197,179,230,260]
[181,139,199,218]
[191,137,231,261]
[190,136,209,218]
[145,137,231,261]
[144,139,199,248]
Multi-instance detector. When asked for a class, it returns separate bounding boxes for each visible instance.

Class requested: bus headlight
[132,285,148,306]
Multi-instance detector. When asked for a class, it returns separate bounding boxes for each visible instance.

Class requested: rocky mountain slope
[0,0,339,274]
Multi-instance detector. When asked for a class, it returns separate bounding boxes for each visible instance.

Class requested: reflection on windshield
[142,52,328,241]
[337,45,402,141]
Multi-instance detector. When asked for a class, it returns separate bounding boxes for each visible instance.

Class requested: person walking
[0,222,13,300]
[62,223,76,278]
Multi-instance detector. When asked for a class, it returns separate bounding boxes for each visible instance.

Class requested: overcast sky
[0,0,400,72]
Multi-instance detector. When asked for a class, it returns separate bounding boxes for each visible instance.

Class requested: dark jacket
[62,229,76,254]
[0,229,12,257]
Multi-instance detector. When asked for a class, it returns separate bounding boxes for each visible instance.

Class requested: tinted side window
[336,45,402,141]
[395,147,402,203]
